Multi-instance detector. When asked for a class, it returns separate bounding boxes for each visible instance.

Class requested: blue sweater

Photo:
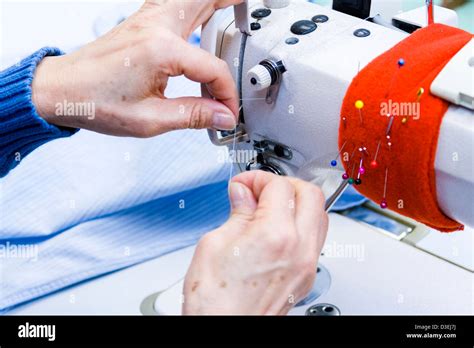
[0,47,78,178]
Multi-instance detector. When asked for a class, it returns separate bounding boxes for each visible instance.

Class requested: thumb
[229,182,258,218]
[157,97,237,132]
[214,182,257,239]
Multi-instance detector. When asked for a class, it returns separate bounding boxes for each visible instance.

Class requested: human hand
[32,0,243,137]
[183,171,329,315]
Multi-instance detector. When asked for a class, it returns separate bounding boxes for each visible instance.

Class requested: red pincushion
[339,24,472,232]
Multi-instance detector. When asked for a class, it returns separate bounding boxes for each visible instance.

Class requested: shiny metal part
[306,303,341,316]
[325,179,350,212]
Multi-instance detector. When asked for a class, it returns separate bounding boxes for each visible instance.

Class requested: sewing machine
[9,0,473,316]
[204,0,473,226]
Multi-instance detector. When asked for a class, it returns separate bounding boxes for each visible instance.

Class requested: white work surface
[11,213,473,315]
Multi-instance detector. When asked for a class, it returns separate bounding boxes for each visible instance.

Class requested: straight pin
[426,0,434,25]
[385,58,405,98]
[342,146,357,180]
[356,158,364,185]
[416,87,424,103]
[386,114,395,136]
[330,140,348,167]
[380,167,389,209]
[370,140,382,168]
[358,158,365,175]
[349,146,357,162]
[355,100,364,125]
[347,162,356,185]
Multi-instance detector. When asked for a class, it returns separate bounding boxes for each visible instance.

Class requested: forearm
[0,47,78,178]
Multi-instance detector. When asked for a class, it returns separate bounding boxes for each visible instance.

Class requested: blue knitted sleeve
[0,47,79,178]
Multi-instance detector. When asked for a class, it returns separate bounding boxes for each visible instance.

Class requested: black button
[353,28,371,37]
[251,22,261,30]
[290,20,317,35]
[312,14,329,23]
[285,37,299,45]
[251,8,271,19]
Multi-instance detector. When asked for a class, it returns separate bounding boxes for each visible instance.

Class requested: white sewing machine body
[204,0,474,227]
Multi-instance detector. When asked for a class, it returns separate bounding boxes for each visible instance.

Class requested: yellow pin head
[355,100,364,109]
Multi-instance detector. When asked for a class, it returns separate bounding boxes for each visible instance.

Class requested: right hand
[183,171,329,315]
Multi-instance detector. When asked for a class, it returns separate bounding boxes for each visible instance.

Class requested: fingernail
[228,182,247,208]
[212,112,236,130]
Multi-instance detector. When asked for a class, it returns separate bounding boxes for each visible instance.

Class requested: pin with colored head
[358,158,365,175]
[355,100,364,124]
[330,140,348,167]
[386,114,394,136]
[355,100,364,109]
[416,87,424,102]
[380,167,389,209]
[359,147,369,157]
[371,140,382,169]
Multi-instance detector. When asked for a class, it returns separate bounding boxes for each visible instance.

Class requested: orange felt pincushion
[339,24,472,232]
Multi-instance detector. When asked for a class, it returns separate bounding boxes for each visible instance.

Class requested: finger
[215,0,245,10]
[222,181,258,233]
[229,182,258,217]
[175,41,239,117]
[285,177,326,248]
[318,211,329,248]
[153,96,236,132]
[199,180,257,241]
[144,0,244,38]
[232,171,296,223]
[231,171,283,200]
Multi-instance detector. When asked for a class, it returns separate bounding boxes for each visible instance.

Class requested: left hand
[32,0,243,137]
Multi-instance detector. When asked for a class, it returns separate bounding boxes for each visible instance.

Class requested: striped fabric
[0,126,232,312]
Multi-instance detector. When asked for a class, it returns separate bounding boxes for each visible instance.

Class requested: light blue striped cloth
[0,126,232,312]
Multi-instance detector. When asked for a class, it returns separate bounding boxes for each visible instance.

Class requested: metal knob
[247,59,286,92]
[247,64,272,91]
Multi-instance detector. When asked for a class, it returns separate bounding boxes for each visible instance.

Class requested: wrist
[32,55,72,127]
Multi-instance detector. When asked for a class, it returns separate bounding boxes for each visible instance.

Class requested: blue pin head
[398,58,405,67]
[330,160,337,167]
